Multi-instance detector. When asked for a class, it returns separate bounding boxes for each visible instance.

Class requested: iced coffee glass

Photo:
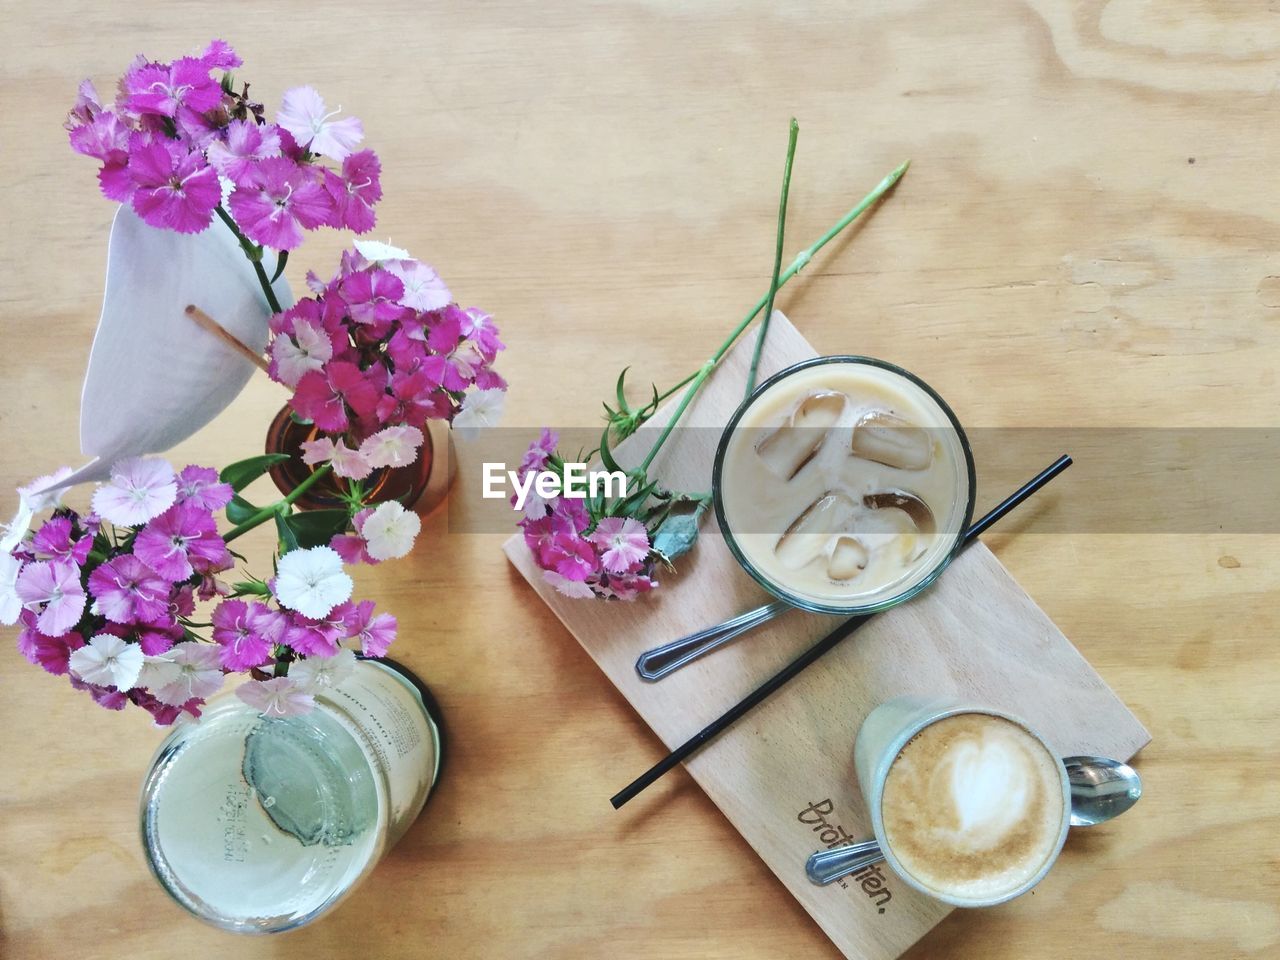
[713,356,975,615]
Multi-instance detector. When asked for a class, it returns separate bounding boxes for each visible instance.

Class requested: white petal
[353,239,411,262]
[77,205,292,477]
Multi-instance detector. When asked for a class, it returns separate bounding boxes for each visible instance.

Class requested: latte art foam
[880,713,1065,901]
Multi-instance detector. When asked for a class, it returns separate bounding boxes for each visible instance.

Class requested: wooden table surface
[2,3,1277,958]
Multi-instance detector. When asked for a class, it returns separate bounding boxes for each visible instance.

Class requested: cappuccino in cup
[714,357,974,614]
[855,698,1071,907]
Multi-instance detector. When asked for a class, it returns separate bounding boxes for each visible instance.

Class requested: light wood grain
[2,3,1278,959]
[504,312,1151,959]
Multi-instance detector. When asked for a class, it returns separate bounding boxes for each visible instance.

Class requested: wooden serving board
[502,314,1151,960]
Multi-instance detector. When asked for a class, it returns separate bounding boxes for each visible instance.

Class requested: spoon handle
[635,601,790,682]
[805,840,885,886]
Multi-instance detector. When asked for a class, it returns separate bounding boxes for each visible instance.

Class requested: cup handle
[805,839,885,886]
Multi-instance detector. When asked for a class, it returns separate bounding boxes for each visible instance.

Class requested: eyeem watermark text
[482,463,628,511]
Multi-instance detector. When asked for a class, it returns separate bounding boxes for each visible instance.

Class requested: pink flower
[134,504,231,581]
[88,554,169,624]
[31,518,92,565]
[520,428,559,476]
[376,368,450,426]
[589,517,650,574]
[460,307,505,362]
[15,559,86,637]
[331,508,375,565]
[122,56,222,118]
[68,111,131,201]
[17,613,84,674]
[211,599,280,670]
[385,259,450,312]
[127,135,221,234]
[341,599,396,657]
[340,268,405,325]
[175,465,233,511]
[323,149,381,233]
[236,676,315,717]
[198,39,242,71]
[299,436,372,480]
[228,157,334,250]
[548,532,599,582]
[149,643,225,706]
[276,86,364,161]
[269,318,333,387]
[284,613,343,658]
[291,360,383,432]
[600,571,658,602]
[91,457,177,526]
[206,118,282,183]
[360,425,424,469]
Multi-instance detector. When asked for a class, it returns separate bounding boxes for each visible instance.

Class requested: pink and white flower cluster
[516,431,659,601]
[66,39,380,247]
[272,241,506,478]
[1,457,397,723]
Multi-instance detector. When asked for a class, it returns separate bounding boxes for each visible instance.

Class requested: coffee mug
[853,696,1072,907]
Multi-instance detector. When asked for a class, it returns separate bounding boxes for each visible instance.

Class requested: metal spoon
[805,755,1142,886]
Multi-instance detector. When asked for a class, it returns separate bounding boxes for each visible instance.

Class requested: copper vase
[265,407,456,515]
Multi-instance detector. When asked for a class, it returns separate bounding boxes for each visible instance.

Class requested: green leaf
[226,495,261,524]
[274,511,299,553]
[598,424,624,476]
[220,454,292,492]
[229,579,272,598]
[616,366,631,413]
[270,250,289,283]
[283,509,351,549]
[614,479,658,518]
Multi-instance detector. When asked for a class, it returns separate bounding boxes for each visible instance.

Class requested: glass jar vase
[139,658,443,933]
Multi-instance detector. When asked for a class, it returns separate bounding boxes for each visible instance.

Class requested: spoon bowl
[1065,755,1142,827]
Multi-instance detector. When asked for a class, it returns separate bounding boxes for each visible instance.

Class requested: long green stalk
[214,205,284,315]
[637,158,910,472]
[223,463,334,544]
[745,118,800,397]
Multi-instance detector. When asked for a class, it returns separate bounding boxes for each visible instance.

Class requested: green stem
[653,370,699,404]
[214,205,283,315]
[637,158,910,472]
[223,463,334,544]
[745,118,799,397]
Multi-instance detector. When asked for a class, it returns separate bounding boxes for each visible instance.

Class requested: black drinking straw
[610,454,1073,810]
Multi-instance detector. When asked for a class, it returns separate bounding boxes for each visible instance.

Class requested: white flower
[69,634,145,691]
[276,86,364,161]
[236,677,316,717]
[274,546,353,618]
[149,643,226,706]
[452,388,506,440]
[360,502,421,562]
[0,553,23,625]
[353,238,411,262]
[384,259,450,311]
[290,648,357,691]
[0,466,74,552]
[91,457,177,526]
[543,570,596,599]
[270,319,333,388]
[359,425,424,469]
